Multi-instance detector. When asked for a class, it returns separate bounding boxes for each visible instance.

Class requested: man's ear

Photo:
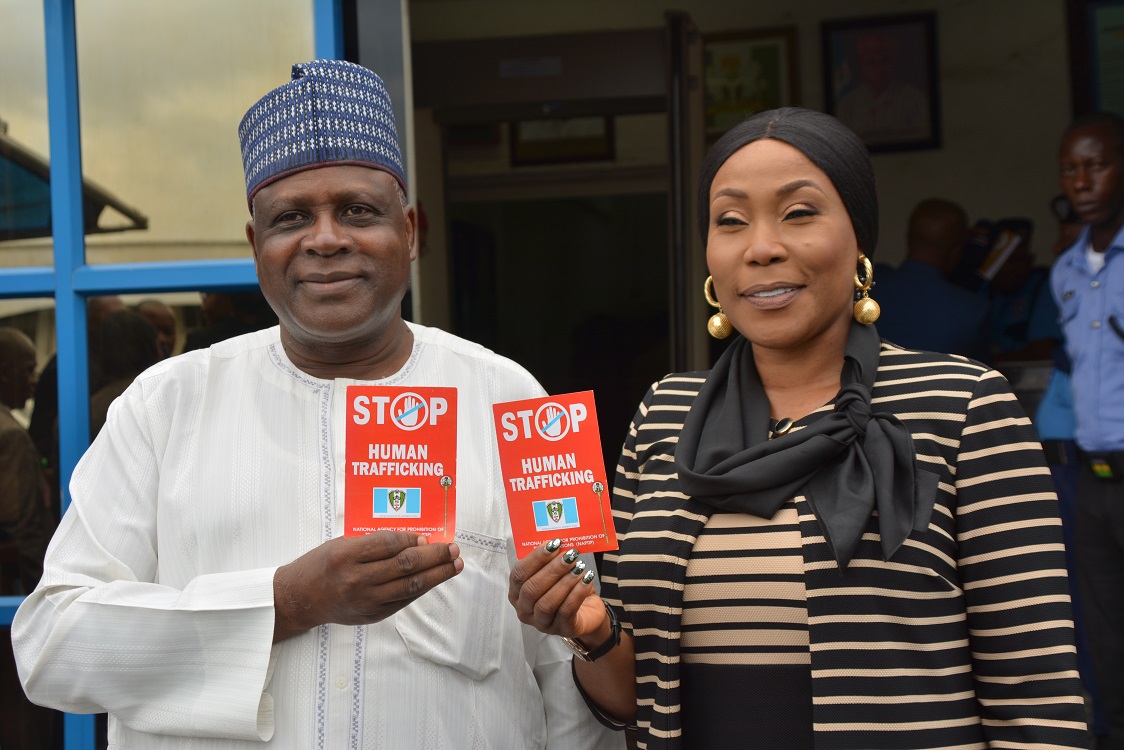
[404,204,419,263]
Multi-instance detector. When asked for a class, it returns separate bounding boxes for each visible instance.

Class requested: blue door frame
[0,2,343,747]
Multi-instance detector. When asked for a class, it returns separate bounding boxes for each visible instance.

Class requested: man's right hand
[272,531,462,643]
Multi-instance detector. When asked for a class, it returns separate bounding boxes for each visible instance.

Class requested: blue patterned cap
[238,59,406,210]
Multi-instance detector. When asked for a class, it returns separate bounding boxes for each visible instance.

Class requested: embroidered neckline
[267,334,423,386]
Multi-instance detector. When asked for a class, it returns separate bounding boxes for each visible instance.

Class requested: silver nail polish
[571,560,587,575]
[562,549,578,564]
[581,569,596,585]
[545,538,562,553]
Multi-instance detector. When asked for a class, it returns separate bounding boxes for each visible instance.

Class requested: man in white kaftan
[12,59,622,750]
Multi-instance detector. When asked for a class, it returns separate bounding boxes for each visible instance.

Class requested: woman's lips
[741,286,800,310]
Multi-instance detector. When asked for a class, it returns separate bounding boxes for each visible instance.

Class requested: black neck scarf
[675,322,939,567]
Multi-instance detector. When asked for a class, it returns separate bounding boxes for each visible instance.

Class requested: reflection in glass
[76,0,314,265]
[0,1,52,266]
[0,298,60,747]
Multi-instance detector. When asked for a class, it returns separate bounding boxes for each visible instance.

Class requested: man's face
[0,334,38,410]
[136,303,176,358]
[1059,124,1124,228]
[246,165,416,352]
[856,34,897,93]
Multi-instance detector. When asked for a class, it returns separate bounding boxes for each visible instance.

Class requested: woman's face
[706,138,861,356]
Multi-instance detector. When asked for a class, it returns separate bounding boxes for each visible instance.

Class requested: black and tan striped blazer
[596,344,1089,750]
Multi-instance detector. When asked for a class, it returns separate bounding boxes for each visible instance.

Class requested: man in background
[181,290,276,352]
[134,299,177,358]
[0,328,57,750]
[1051,111,1124,750]
[872,197,991,361]
[985,218,1062,364]
[28,294,125,501]
[1034,193,1106,738]
[0,327,49,593]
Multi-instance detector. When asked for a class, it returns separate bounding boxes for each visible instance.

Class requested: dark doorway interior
[449,193,670,471]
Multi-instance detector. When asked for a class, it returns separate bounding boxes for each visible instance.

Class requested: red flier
[493,390,617,558]
[344,385,458,542]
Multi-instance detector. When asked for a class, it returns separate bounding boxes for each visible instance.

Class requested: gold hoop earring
[704,276,732,339]
[853,254,880,325]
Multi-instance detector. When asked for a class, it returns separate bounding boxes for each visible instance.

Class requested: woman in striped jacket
[508,107,1090,749]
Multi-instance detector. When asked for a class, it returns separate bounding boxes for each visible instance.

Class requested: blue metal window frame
[0,2,342,747]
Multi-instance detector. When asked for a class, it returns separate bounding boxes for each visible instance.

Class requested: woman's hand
[507,540,607,639]
[511,539,638,723]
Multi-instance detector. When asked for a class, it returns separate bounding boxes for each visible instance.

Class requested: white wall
[410,0,1072,266]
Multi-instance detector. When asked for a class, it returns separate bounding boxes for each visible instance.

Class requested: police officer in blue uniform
[1052,111,1124,750]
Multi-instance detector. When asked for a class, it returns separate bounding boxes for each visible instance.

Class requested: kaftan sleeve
[11,378,280,742]
[954,369,1090,749]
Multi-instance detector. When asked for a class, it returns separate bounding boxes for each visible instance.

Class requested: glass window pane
[2,628,63,747]
[76,0,314,265]
[0,2,53,266]
[0,285,270,741]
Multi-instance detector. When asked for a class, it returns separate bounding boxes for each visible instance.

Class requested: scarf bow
[675,323,939,567]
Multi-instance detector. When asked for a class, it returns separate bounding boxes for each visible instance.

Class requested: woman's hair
[698,107,878,257]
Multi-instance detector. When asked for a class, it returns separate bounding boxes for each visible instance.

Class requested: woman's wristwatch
[560,601,621,662]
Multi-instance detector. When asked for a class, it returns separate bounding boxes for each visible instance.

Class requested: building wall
[410,0,1072,266]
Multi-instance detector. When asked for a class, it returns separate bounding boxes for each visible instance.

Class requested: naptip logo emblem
[535,402,571,441]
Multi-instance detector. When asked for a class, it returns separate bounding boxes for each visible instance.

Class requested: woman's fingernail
[562,549,579,564]
[581,569,596,585]
[571,560,587,576]
[545,538,562,553]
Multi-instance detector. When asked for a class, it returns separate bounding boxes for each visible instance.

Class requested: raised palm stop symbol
[440,475,452,535]
[540,405,565,438]
[394,395,423,427]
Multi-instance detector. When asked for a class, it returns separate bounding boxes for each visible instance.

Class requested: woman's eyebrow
[712,187,748,202]
[776,179,826,198]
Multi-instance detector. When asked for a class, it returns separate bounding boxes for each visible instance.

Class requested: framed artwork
[704,27,800,142]
[822,12,941,152]
[509,117,615,166]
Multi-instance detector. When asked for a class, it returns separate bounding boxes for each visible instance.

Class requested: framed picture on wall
[703,27,799,142]
[822,12,941,152]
